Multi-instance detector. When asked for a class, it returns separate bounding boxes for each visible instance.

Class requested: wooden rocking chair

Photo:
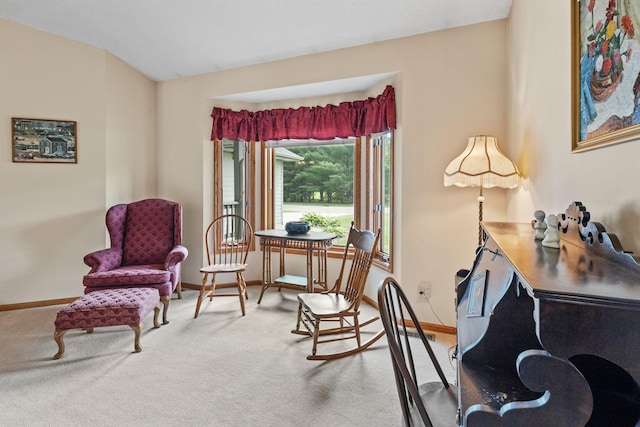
[291,223,384,360]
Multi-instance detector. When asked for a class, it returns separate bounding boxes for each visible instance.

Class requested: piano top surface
[482,222,640,306]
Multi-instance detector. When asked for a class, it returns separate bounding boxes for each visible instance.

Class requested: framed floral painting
[572,0,640,152]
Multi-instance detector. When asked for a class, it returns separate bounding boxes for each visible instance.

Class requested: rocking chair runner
[292,223,384,361]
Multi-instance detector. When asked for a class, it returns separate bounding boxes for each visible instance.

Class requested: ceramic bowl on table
[285,221,310,235]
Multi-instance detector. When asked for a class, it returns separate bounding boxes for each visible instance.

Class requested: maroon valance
[211,85,396,141]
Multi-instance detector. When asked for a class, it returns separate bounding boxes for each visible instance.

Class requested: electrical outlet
[418,281,431,300]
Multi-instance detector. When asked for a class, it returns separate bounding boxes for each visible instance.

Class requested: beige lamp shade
[444,135,520,189]
[444,135,520,245]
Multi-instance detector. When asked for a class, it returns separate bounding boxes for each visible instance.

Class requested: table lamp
[444,135,520,245]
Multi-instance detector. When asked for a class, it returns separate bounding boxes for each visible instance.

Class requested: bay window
[261,130,393,271]
[211,85,396,272]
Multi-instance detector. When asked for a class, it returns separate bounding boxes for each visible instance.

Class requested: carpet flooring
[0,287,456,426]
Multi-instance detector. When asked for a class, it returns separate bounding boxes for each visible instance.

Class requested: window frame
[365,131,393,271]
[213,138,256,249]
[259,131,393,271]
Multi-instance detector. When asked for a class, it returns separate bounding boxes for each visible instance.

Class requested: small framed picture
[12,118,77,163]
[466,270,489,318]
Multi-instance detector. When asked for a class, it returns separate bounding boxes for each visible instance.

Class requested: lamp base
[477,187,484,246]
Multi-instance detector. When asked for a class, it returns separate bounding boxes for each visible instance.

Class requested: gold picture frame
[572,0,640,152]
[12,118,77,163]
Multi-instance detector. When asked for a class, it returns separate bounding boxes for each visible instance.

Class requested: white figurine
[542,214,560,249]
[533,210,547,240]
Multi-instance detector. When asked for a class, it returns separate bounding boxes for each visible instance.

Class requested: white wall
[0,16,511,327]
[507,0,640,255]
[156,20,509,327]
[105,53,157,206]
[0,19,156,305]
[7,3,639,326]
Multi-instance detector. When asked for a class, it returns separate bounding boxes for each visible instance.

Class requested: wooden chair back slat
[206,214,252,266]
[334,223,381,309]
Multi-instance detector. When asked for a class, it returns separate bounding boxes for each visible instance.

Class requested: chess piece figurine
[533,210,547,240]
[542,214,560,249]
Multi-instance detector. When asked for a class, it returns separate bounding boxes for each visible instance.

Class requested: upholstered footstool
[53,288,161,359]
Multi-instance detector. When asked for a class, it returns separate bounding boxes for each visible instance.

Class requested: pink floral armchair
[83,198,188,324]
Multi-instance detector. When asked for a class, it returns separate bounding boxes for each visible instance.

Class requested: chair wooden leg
[237,273,246,316]
[53,329,67,360]
[130,323,143,352]
[153,305,161,328]
[160,295,170,325]
[311,319,321,356]
[194,274,208,318]
[176,280,183,299]
[209,275,217,301]
[238,273,249,300]
[291,303,304,334]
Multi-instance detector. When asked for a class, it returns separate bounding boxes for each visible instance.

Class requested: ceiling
[0,0,512,83]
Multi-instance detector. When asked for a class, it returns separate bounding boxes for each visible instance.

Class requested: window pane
[368,130,392,268]
[279,142,355,245]
[221,139,246,218]
[381,132,392,254]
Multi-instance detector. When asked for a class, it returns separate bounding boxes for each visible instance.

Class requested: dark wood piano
[456,202,640,426]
